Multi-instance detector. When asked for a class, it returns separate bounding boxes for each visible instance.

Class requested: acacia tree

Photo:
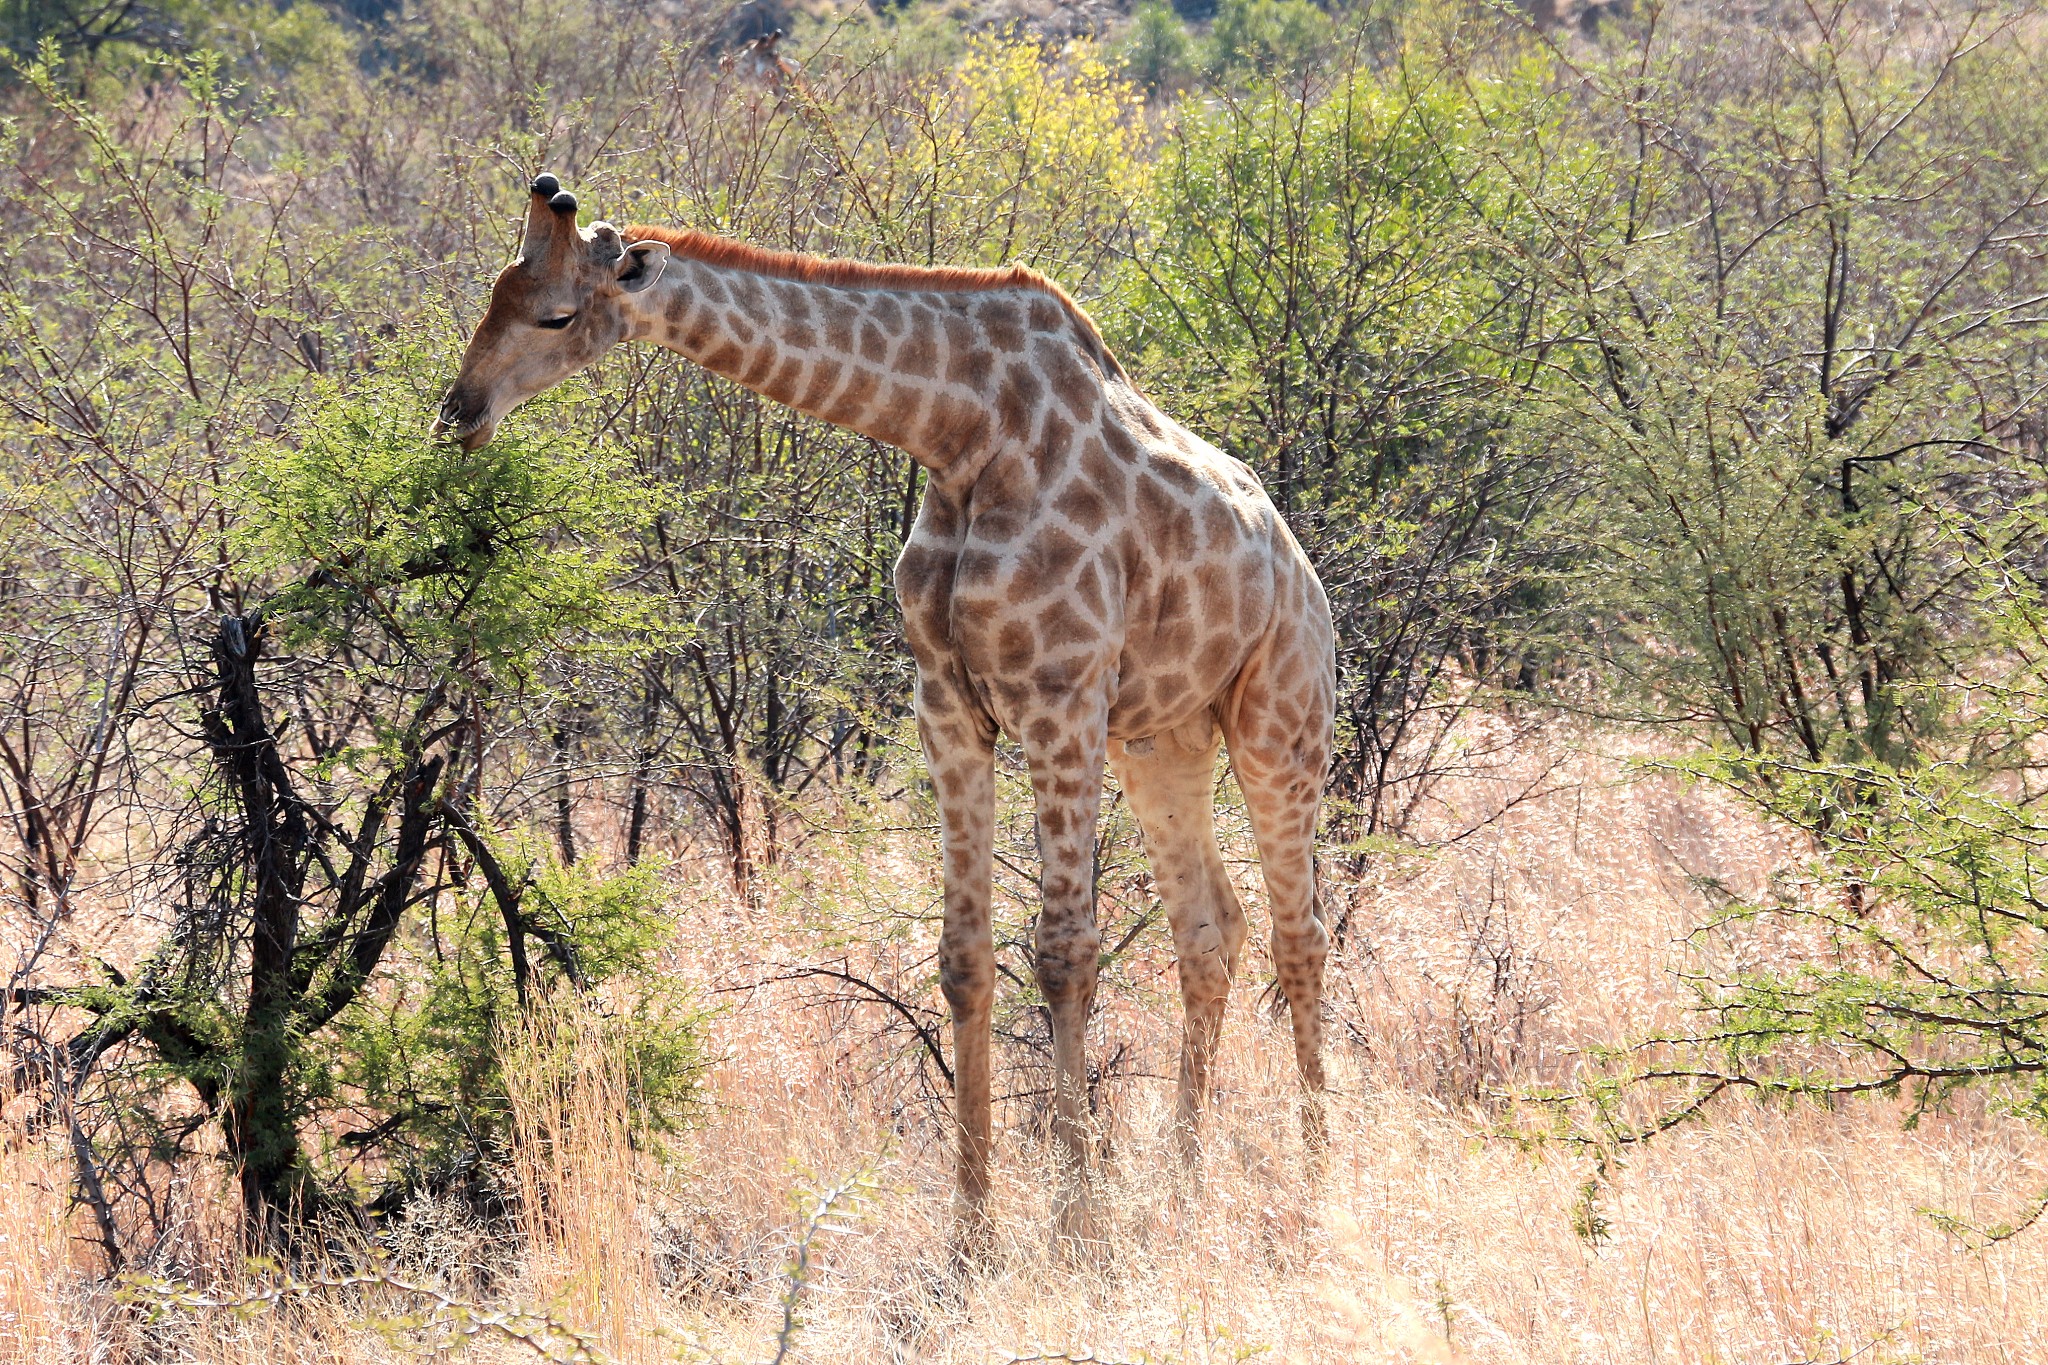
[1567,511,2048,1210]
[12,363,698,1247]
[1483,1,2048,770]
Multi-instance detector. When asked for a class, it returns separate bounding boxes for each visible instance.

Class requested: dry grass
[10,723,2048,1363]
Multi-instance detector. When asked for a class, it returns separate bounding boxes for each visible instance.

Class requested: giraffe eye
[537,312,576,330]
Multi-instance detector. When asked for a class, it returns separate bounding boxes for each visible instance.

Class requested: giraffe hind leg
[1110,721,1247,1166]
[1223,633,1336,1166]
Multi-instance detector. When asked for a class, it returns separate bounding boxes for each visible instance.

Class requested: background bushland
[3,0,2048,1275]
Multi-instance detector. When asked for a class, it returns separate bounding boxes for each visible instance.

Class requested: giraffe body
[441,179,1336,1240]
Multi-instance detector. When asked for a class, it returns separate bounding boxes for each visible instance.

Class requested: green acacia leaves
[241,365,658,690]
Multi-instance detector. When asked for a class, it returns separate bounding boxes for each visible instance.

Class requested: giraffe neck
[622,243,1118,483]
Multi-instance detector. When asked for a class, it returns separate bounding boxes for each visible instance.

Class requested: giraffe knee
[1213,883,1249,960]
[1176,922,1232,1006]
[1033,917,1101,1009]
[1272,920,1329,988]
[940,936,994,1016]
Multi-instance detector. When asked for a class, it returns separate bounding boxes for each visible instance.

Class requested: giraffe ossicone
[441,175,1338,1244]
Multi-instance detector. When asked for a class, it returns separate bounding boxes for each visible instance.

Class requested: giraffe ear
[616,239,670,294]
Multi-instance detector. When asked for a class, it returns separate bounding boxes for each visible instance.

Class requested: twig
[768,1169,876,1365]
[121,1263,610,1363]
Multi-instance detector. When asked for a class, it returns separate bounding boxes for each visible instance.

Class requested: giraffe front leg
[1022,709,1108,1245]
[918,687,997,1255]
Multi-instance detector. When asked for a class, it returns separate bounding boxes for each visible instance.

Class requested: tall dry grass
[9,727,2048,1362]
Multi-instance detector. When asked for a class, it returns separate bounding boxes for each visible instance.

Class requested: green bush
[1205,0,1334,79]
[331,850,703,1196]
[1118,1,1194,94]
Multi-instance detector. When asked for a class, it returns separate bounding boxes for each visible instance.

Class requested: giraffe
[438,176,1337,1242]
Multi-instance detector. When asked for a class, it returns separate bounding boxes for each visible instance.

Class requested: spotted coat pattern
[440,185,1337,1243]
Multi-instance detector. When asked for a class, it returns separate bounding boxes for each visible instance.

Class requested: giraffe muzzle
[433,388,496,449]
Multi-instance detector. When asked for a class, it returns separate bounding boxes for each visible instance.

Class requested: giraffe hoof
[1052,1188,1103,1254]
[947,1210,997,1274]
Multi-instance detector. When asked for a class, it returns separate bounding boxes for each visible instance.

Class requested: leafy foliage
[243,365,655,689]
[3,0,2048,1264]
[1496,6,2048,767]
[332,850,701,1194]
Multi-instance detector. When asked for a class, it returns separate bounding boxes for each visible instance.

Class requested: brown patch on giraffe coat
[677,317,715,353]
[1202,500,1242,548]
[1079,439,1129,511]
[873,294,905,334]
[774,281,812,321]
[970,458,1028,542]
[1157,616,1197,660]
[726,272,765,313]
[1134,476,1197,560]
[695,272,731,308]
[1194,562,1234,620]
[1238,568,1272,634]
[1150,453,1202,496]
[821,296,857,353]
[702,340,746,373]
[1073,561,1108,621]
[868,385,924,448]
[952,592,998,631]
[921,492,963,539]
[1038,339,1099,422]
[1036,598,1095,650]
[957,548,1000,587]
[1033,410,1073,483]
[900,325,939,378]
[978,298,1025,352]
[1197,632,1237,678]
[765,357,805,404]
[780,318,817,351]
[1053,482,1108,535]
[798,359,844,411]
[1103,422,1145,465]
[1153,574,1189,630]
[895,541,952,581]
[949,342,996,389]
[742,347,780,388]
[997,622,1036,673]
[858,320,890,363]
[1016,525,1085,592]
[1123,539,1154,599]
[966,509,1015,548]
[835,366,881,420]
[921,396,988,463]
[996,365,1043,441]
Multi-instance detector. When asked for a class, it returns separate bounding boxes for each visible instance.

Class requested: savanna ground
[13,720,2048,1363]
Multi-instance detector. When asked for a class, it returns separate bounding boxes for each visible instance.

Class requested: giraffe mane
[621,225,1124,375]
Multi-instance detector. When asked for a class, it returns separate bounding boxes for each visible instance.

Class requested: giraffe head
[435,175,672,450]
